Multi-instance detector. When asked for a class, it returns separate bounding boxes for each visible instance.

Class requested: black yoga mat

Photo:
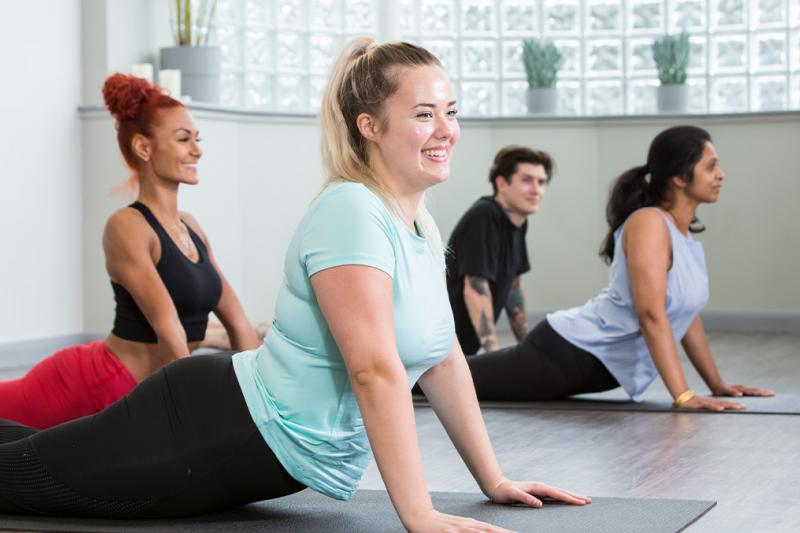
[415,390,797,415]
[0,489,714,533]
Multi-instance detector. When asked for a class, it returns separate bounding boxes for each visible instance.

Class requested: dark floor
[2,330,798,532]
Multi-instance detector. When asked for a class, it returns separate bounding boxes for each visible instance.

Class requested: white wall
[80,110,325,333]
[0,1,83,344]
[79,109,800,334]
[431,114,800,317]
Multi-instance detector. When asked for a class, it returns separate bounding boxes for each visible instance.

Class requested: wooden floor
[360,329,800,533]
[2,330,798,532]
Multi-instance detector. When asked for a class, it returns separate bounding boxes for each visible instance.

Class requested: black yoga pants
[0,353,305,518]
[467,320,619,401]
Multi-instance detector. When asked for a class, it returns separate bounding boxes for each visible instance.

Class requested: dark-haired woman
[0,74,259,429]
[467,125,773,411]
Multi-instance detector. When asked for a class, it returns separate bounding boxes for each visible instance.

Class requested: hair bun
[102,73,156,121]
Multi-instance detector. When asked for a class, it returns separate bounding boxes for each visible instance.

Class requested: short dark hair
[489,145,554,194]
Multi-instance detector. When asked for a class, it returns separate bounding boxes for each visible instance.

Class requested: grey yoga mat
[416,390,796,414]
[0,490,714,533]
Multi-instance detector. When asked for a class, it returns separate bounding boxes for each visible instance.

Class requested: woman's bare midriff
[104,333,200,383]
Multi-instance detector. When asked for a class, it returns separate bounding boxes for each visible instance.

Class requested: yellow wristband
[673,390,696,408]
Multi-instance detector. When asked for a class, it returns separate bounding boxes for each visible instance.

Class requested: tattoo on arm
[468,275,489,296]
[464,275,498,351]
[479,312,491,338]
[478,312,499,351]
[505,278,528,342]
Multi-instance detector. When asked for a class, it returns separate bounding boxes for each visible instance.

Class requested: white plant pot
[526,87,558,115]
[160,46,222,103]
[657,84,689,114]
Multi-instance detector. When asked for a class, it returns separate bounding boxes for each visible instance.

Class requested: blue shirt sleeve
[301,184,396,278]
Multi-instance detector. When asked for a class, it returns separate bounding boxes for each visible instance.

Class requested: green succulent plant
[170,0,218,47]
[521,38,563,89]
[652,32,690,85]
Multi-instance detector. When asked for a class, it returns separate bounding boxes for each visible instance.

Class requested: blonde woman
[0,39,588,531]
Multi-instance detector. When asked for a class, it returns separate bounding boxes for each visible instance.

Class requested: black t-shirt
[446,196,530,355]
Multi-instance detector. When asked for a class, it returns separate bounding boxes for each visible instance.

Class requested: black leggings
[0,353,305,518]
[467,320,619,401]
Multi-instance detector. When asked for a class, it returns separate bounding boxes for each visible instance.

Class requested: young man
[446,145,554,355]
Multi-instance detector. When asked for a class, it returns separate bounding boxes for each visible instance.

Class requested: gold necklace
[172,220,194,254]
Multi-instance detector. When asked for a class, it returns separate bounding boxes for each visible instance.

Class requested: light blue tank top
[232,182,455,500]
[547,208,709,401]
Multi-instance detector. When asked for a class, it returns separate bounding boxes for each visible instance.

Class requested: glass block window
[214,0,800,115]
[213,0,376,111]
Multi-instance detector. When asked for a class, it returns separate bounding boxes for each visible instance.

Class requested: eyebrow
[173,128,196,134]
[412,101,458,109]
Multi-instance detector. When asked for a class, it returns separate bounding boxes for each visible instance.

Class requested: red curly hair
[102,73,184,191]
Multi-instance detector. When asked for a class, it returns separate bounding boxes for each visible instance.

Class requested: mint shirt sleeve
[301,185,396,278]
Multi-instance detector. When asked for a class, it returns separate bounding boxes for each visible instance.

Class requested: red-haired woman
[0,74,259,429]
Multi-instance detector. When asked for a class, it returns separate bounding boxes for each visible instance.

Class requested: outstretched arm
[463,275,499,351]
[312,265,513,532]
[625,210,744,411]
[182,213,259,351]
[104,210,190,359]
[504,276,528,342]
[418,338,591,507]
[681,316,774,397]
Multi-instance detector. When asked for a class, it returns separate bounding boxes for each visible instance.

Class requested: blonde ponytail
[319,37,444,252]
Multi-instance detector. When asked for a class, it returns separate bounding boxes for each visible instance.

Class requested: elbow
[350,360,407,392]
[463,285,482,308]
[155,320,188,349]
[636,309,667,333]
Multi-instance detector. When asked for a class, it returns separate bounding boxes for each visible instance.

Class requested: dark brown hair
[489,145,554,194]
[600,125,711,263]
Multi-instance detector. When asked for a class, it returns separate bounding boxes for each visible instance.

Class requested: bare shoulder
[624,209,670,240]
[622,209,672,268]
[103,206,155,255]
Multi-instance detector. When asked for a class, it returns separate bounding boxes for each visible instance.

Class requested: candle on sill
[159,69,181,99]
[131,63,154,83]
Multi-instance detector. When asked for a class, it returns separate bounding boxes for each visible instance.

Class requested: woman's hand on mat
[489,477,592,507]
[682,395,746,411]
[406,509,515,533]
[711,382,775,398]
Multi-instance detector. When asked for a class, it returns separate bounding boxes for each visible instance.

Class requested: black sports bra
[111,202,222,343]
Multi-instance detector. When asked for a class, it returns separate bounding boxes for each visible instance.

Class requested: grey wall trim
[493,309,800,334]
[0,333,101,371]
[697,311,800,333]
[2,311,797,372]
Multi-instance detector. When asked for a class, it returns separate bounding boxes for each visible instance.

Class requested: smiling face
[495,162,549,217]
[364,64,460,195]
[140,106,202,186]
[683,141,725,204]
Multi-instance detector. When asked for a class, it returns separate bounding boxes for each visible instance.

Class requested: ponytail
[319,37,443,252]
[599,125,712,264]
[600,165,651,263]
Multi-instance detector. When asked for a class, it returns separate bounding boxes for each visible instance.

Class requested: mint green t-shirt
[232,182,455,500]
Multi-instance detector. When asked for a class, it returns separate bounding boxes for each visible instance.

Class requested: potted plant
[160,0,221,103]
[652,32,690,113]
[521,38,563,115]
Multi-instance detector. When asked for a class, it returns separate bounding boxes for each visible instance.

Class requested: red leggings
[0,340,137,429]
